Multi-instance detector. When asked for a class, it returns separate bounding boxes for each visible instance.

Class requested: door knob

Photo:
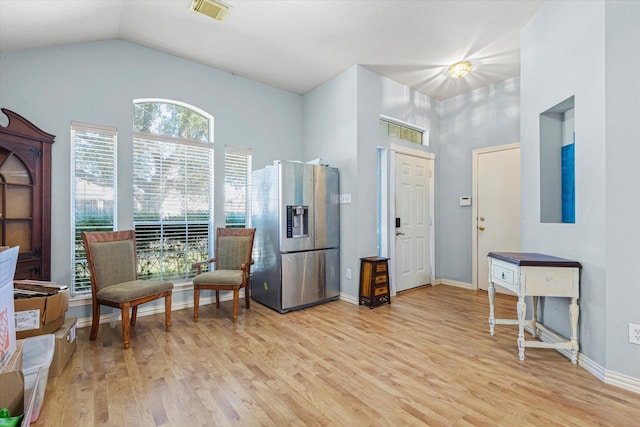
[479,216,485,221]
[478,226,485,231]
[396,231,405,236]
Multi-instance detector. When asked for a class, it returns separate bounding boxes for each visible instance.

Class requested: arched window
[133,100,213,281]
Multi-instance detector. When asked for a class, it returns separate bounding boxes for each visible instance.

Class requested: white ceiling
[0,0,543,101]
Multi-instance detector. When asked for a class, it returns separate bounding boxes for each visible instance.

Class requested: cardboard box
[49,317,77,377]
[0,343,35,427]
[14,286,69,340]
[0,246,19,371]
[0,340,23,375]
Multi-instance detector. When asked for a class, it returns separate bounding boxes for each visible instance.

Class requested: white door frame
[388,143,435,295]
[471,142,520,291]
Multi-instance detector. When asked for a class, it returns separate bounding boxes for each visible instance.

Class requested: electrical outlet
[346,268,352,279]
[629,323,640,345]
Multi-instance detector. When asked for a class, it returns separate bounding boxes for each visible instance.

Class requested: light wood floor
[38,285,639,426]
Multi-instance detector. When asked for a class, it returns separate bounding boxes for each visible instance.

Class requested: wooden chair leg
[165,294,172,331]
[131,306,138,326]
[216,290,220,308]
[121,305,131,349]
[193,287,200,322]
[245,285,250,309]
[232,288,239,323]
[90,300,100,341]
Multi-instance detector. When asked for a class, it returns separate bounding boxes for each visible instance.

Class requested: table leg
[488,280,496,336]
[517,296,526,361]
[570,297,579,364]
[532,296,539,338]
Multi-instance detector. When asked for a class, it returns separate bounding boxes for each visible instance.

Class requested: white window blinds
[71,122,117,295]
[133,133,213,281]
[225,146,252,228]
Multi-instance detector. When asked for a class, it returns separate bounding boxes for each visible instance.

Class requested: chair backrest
[82,230,139,293]
[215,228,256,271]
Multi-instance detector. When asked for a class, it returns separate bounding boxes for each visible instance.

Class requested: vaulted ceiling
[0,0,543,100]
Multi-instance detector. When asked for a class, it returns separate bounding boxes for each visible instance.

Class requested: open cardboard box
[14,282,69,340]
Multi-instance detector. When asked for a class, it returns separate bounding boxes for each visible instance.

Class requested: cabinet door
[0,108,54,281]
[0,144,42,279]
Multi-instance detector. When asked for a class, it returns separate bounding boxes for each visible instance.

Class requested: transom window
[379,116,426,145]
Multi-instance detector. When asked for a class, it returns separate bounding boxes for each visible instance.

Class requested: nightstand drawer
[375,263,387,273]
[374,274,388,284]
[374,286,389,296]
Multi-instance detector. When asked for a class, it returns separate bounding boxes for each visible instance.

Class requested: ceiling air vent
[190,0,231,22]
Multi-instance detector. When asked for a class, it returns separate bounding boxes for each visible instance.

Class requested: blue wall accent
[561,139,575,223]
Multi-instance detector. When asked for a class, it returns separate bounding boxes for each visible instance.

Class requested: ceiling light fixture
[190,0,231,22]
[449,61,471,79]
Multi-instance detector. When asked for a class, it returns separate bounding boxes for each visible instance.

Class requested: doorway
[388,145,435,293]
[472,143,521,292]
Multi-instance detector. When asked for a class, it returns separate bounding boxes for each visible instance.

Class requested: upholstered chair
[82,230,173,349]
[192,227,256,323]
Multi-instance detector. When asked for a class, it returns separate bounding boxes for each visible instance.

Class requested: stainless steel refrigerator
[250,160,340,313]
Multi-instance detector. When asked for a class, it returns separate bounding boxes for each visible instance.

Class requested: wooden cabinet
[0,108,54,280]
[359,256,390,308]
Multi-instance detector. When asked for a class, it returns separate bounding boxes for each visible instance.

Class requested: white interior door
[475,145,521,292]
[394,153,431,292]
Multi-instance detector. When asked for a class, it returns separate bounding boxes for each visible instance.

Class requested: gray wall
[0,40,303,319]
[605,1,640,379]
[303,65,439,297]
[302,67,359,297]
[438,77,521,283]
[521,1,607,365]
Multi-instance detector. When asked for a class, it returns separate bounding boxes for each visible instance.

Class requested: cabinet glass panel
[6,221,31,250]
[0,154,31,185]
[5,186,32,218]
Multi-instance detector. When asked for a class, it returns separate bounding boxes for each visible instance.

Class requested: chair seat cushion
[193,270,244,286]
[96,279,173,303]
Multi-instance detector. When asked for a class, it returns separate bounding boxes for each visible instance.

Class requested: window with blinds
[133,100,213,281]
[71,122,117,295]
[225,146,252,228]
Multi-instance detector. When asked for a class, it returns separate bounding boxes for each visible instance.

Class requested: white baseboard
[339,292,359,305]
[78,288,355,329]
[436,278,473,290]
[578,352,605,381]
[76,290,234,329]
[605,369,640,394]
[528,324,640,395]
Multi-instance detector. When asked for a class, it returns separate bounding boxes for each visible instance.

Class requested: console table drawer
[491,260,517,292]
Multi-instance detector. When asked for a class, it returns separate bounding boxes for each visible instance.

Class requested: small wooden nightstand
[359,256,390,308]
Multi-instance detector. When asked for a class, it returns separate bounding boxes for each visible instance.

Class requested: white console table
[487,252,581,363]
